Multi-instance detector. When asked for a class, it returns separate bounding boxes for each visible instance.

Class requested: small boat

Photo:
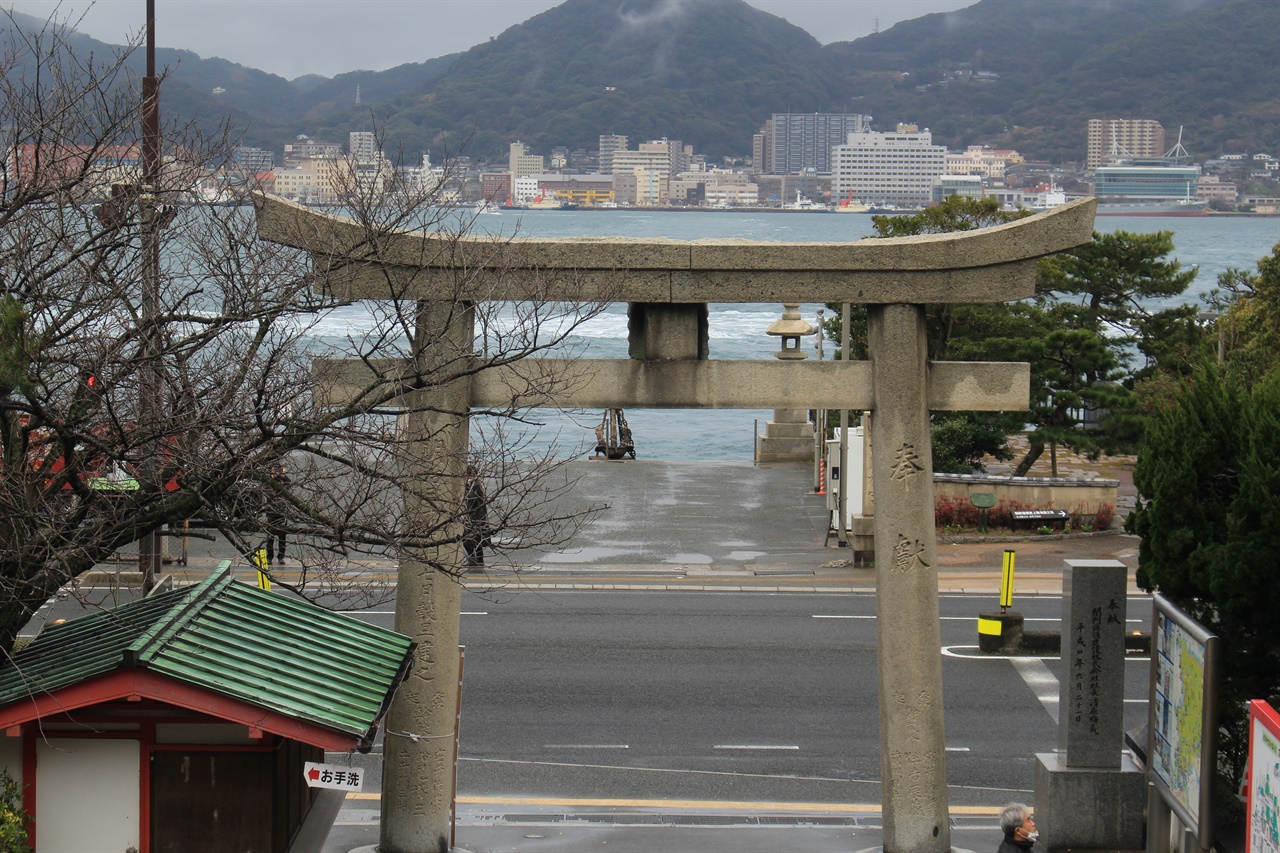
[527,190,563,210]
[1025,182,1067,211]
[474,200,502,214]
[834,189,869,213]
[782,191,830,212]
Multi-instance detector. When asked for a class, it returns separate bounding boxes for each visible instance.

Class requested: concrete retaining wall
[934,472,1119,526]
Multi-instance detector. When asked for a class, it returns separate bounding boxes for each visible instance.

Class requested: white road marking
[945,747,971,752]
[713,745,800,750]
[544,744,629,749]
[338,610,488,615]
[1012,657,1061,724]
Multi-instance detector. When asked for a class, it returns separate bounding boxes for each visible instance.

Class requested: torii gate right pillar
[870,303,950,851]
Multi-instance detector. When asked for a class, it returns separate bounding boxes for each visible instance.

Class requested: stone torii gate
[255,195,1096,853]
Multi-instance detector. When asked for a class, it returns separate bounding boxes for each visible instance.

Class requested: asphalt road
[334,588,1154,808]
[27,457,1153,850]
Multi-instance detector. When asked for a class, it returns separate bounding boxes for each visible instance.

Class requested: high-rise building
[232,146,274,173]
[1087,119,1165,170]
[831,130,947,208]
[752,120,773,175]
[509,141,546,181]
[349,131,379,164]
[763,113,873,176]
[611,141,673,205]
[598,135,628,175]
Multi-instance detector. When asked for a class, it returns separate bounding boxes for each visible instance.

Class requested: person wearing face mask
[998,802,1038,851]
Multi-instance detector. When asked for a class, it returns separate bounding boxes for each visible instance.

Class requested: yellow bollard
[252,547,272,591]
[1000,549,1016,611]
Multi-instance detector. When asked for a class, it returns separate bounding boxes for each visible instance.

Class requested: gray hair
[1000,802,1031,835]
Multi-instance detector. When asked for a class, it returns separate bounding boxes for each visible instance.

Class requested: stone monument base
[1033,751,1146,851]
[756,408,816,462]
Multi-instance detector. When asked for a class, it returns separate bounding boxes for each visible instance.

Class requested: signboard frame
[1247,699,1280,853]
[1148,593,1222,847]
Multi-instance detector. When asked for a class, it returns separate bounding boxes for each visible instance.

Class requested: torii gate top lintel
[253,194,1097,305]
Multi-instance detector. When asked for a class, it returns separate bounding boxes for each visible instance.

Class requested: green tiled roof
[0,565,414,748]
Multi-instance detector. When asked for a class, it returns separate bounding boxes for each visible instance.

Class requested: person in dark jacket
[463,466,491,569]
[264,464,290,566]
[997,802,1037,852]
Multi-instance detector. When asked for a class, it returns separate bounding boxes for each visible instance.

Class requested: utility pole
[137,0,162,591]
[836,303,850,548]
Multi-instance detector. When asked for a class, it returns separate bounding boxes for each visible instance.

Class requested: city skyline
[4,0,974,80]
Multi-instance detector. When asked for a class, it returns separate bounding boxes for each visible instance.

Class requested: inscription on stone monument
[890,443,925,481]
[892,535,930,574]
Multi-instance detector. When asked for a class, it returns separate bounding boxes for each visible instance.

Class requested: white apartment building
[598,134,628,174]
[704,183,760,207]
[611,142,673,205]
[349,131,380,164]
[513,175,541,204]
[831,131,947,208]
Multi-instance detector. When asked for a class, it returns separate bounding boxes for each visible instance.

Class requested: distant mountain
[820,0,1278,162]
[5,0,1277,164]
[301,0,848,160]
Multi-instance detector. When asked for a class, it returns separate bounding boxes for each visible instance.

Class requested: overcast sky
[5,0,973,80]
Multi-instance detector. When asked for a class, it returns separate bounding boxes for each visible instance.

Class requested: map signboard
[1149,593,1221,847]
[1248,700,1280,853]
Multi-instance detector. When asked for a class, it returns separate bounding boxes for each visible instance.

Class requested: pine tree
[1129,369,1280,786]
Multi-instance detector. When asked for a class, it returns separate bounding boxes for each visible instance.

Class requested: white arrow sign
[303,761,365,791]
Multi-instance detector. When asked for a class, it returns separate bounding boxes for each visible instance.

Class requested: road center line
[713,744,800,750]
[543,744,629,749]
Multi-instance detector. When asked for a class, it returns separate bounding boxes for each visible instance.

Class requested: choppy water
[341,211,1280,460]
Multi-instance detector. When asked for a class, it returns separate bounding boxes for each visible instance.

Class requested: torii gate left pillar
[255,195,1096,853]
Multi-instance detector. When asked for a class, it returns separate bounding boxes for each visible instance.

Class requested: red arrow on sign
[307,767,320,781]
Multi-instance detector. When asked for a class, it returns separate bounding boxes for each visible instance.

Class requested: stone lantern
[757,304,817,461]
[765,303,816,359]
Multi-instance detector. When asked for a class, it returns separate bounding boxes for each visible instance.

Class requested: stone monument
[1034,559,1146,851]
